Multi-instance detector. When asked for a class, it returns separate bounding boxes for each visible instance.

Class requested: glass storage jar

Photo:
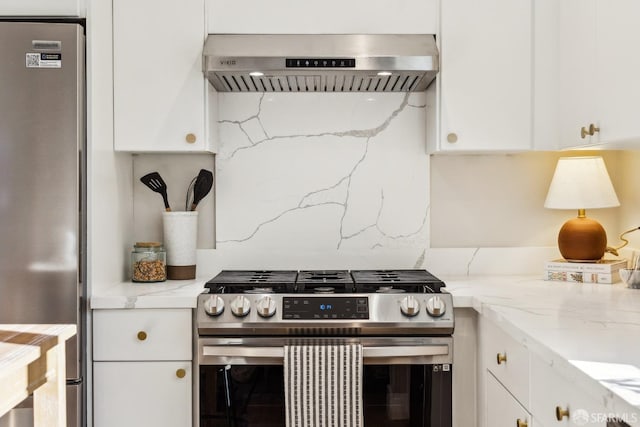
[131,242,166,282]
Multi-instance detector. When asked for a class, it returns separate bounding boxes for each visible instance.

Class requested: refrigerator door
[0,22,84,427]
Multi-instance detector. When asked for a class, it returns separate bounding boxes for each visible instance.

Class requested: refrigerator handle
[66,377,83,386]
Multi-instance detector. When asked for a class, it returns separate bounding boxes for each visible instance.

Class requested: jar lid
[134,241,162,248]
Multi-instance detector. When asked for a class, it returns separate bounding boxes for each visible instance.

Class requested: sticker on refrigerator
[26,53,62,69]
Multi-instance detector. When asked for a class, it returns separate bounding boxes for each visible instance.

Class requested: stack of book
[544,259,627,284]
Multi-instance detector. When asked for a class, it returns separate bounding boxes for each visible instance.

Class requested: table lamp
[544,156,620,262]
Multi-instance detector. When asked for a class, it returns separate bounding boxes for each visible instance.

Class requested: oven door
[197,337,452,427]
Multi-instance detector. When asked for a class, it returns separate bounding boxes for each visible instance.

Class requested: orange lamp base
[557,214,607,262]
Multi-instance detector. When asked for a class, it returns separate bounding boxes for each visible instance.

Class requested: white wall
[430,151,622,248]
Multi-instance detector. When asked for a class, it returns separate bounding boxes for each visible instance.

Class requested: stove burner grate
[204,269,445,294]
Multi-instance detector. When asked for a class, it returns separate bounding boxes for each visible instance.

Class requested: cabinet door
[595,0,640,146]
[113,0,207,152]
[205,0,437,34]
[530,356,607,427]
[487,372,532,427]
[479,316,530,407]
[439,0,532,151]
[558,0,597,148]
[93,361,192,427]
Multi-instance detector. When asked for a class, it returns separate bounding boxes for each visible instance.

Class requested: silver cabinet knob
[256,296,277,318]
[400,295,420,317]
[230,295,251,317]
[426,296,446,317]
[204,295,224,316]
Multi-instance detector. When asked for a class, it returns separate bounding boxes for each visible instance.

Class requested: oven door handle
[201,344,450,364]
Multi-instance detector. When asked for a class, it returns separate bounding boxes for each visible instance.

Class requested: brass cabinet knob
[185,133,197,144]
[136,331,147,341]
[516,419,528,427]
[497,353,507,364]
[580,123,600,139]
[176,368,186,379]
[580,126,589,139]
[556,406,570,421]
[447,133,458,143]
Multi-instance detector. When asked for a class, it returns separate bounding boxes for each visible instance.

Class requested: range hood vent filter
[203,34,439,93]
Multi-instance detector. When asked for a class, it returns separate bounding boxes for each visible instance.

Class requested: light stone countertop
[443,275,640,424]
[90,274,640,423]
[90,277,213,309]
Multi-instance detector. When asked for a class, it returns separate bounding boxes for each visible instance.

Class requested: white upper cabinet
[435,0,533,152]
[0,0,83,16]
[594,0,640,147]
[113,0,210,152]
[558,0,597,148]
[205,0,437,34]
[559,0,640,149]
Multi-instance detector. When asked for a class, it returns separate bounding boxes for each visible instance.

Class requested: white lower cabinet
[530,356,607,427]
[487,372,532,427]
[92,308,193,427]
[478,315,611,427]
[93,361,192,427]
[478,316,531,427]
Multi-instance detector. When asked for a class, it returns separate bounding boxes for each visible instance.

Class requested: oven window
[199,365,450,427]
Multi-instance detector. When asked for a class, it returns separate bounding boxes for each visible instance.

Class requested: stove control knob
[426,296,446,317]
[204,295,225,317]
[256,296,277,318]
[400,295,420,317]
[230,295,251,317]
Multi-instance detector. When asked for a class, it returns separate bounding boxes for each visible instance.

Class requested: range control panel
[285,58,356,68]
[282,296,369,320]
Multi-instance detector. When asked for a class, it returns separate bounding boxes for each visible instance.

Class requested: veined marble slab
[215,92,429,263]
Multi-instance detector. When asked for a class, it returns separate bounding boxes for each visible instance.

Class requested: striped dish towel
[284,343,363,427]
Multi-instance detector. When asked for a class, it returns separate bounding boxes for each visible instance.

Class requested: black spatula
[140,172,171,211]
[190,169,213,211]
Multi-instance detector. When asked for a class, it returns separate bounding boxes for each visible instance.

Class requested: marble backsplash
[214,91,431,268]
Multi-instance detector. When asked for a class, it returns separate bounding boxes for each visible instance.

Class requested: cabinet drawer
[487,372,532,427]
[480,317,530,407]
[93,309,192,361]
[531,356,605,427]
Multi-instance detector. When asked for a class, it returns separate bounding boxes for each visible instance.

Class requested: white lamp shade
[544,156,620,209]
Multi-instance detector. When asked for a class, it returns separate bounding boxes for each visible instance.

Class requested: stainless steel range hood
[203,34,438,93]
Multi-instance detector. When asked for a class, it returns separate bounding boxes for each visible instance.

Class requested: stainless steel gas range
[195,269,454,427]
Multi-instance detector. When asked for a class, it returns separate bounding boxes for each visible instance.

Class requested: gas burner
[351,269,446,294]
[205,270,298,294]
[296,270,354,293]
[376,286,405,294]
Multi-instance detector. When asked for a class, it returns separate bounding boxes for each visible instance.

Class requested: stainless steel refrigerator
[0,21,85,427]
